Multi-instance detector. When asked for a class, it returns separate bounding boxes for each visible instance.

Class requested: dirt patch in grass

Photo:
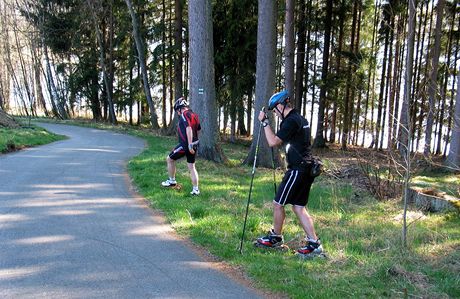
[388,265,431,291]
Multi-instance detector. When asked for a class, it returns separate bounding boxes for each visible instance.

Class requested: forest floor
[312,143,459,201]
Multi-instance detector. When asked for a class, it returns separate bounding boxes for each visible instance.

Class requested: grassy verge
[128,131,459,299]
[0,125,66,153]
[25,119,460,298]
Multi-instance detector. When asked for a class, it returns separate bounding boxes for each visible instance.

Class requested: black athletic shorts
[274,169,315,206]
[168,144,196,163]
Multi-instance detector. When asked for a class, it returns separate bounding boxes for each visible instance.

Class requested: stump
[408,187,459,212]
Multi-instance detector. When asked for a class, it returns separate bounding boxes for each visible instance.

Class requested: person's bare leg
[167,156,176,179]
[292,205,317,240]
[187,162,198,187]
[273,202,285,235]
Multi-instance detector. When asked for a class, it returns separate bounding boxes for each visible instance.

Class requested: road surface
[0,123,262,299]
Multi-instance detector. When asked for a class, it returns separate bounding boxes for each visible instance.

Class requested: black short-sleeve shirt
[276,109,312,169]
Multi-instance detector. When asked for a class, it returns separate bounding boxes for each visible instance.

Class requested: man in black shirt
[161,97,201,195]
[255,90,323,257]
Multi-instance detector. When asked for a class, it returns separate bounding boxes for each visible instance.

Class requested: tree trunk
[246,88,253,136]
[330,10,344,144]
[168,2,174,126]
[374,27,389,150]
[379,14,394,150]
[174,0,183,101]
[362,0,379,146]
[294,0,306,112]
[108,0,115,122]
[436,14,454,155]
[237,102,247,136]
[302,0,312,117]
[32,44,48,116]
[415,1,434,152]
[390,15,405,148]
[401,0,416,248]
[125,0,159,129]
[87,0,117,124]
[341,0,358,150]
[444,15,459,157]
[398,0,415,159]
[424,0,445,156]
[162,0,167,128]
[313,0,333,148]
[245,0,282,168]
[409,1,425,150]
[284,0,295,101]
[446,72,460,168]
[164,0,183,136]
[43,43,66,119]
[188,0,225,162]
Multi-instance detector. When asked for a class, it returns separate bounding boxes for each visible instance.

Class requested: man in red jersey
[161,97,201,195]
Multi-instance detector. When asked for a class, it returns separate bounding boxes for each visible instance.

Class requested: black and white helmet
[174,97,189,111]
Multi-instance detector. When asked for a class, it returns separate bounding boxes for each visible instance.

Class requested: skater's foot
[297,238,323,256]
[161,178,177,187]
[256,229,284,248]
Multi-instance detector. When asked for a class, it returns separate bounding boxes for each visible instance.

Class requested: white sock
[307,237,319,243]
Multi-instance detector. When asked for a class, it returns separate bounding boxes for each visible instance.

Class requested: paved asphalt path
[0,123,262,299]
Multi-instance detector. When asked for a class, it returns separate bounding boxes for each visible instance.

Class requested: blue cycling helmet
[268,90,290,110]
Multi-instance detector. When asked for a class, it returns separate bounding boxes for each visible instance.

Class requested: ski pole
[239,108,265,254]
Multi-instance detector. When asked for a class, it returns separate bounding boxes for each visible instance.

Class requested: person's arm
[186,126,195,154]
[258,111,283,147]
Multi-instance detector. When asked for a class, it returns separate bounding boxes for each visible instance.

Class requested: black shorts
[274,169,315,206]
[168,144,196,163]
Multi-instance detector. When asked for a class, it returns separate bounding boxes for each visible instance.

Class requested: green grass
[127,131,460,299]
[11,119,459,298]
[0,125,66,153]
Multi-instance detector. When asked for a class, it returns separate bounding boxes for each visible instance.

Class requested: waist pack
[299,156,323,177]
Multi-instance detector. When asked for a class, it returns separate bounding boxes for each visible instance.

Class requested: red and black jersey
[177,109,201,146]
